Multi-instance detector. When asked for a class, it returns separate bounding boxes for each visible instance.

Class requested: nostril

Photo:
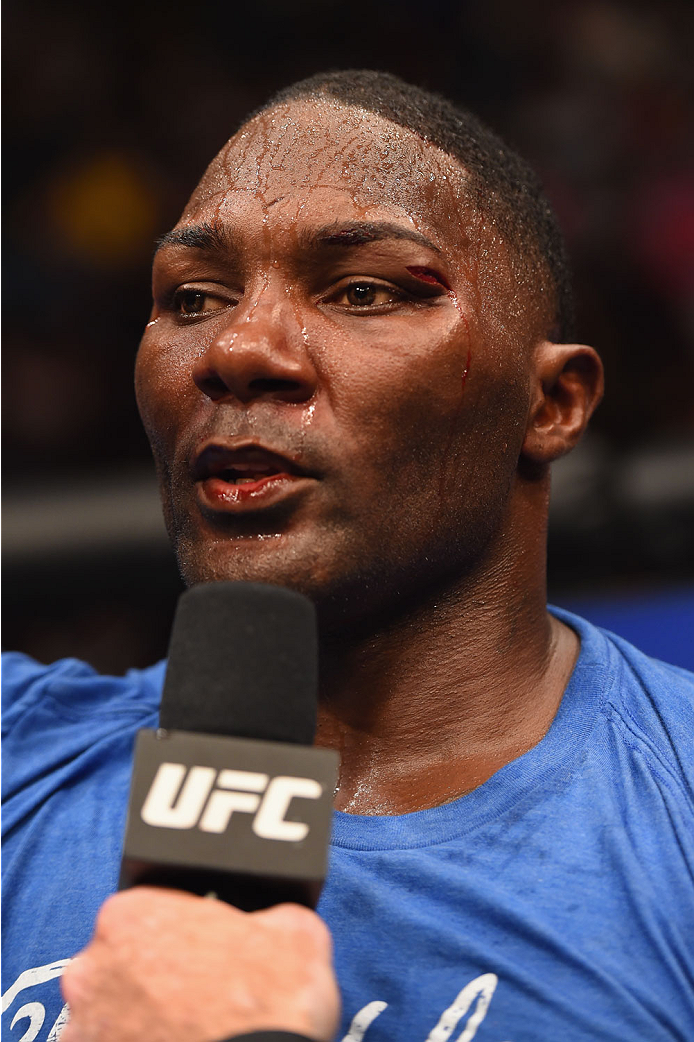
[192,338,316,403]
[248,377,302,395]
[195,372,229,400]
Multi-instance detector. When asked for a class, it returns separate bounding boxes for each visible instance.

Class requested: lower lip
[197,473,311,512]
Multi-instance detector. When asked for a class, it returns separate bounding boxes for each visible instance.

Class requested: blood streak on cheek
[462,346,471,389]
[459,312,471,388]
[406,266,451,291]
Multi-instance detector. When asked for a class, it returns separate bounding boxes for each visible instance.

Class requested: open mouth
[191,442,313,511]
[215,463,286,485]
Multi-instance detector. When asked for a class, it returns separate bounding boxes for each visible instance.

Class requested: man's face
[136,100,535,623]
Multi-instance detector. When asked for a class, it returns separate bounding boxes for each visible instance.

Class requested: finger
[255,903,334,957]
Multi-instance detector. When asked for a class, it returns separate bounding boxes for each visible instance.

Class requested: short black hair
[249,70,574,342]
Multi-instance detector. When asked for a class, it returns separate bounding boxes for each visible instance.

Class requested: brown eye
[347,283,378,306]
[175,289,208,315]
[340,282,403,308]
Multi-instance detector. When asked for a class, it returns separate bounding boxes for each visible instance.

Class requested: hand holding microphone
[60,888,339,1042]
[61,583,340,1042]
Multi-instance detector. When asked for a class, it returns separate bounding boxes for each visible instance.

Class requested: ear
[521,342,604,465]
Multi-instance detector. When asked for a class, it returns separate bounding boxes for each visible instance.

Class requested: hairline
[239,73,573,341]
[230,96,556,339]
[237,97,489,226]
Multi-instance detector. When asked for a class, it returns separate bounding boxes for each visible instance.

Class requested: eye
[332,281,403,309]
[172,288,229,317]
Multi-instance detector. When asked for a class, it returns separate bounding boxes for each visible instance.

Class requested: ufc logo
[140,763,322,842]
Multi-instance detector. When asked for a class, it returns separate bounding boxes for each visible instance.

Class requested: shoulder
[2,651,166,825]
[551,606,694,799]
[2,652,165,804]
[2,650,165,730]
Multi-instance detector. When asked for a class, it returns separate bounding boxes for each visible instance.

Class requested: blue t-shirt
[2,608,693,1042]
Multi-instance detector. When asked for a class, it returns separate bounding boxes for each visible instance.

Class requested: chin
[174,531,332,600]
[172,533,391,637]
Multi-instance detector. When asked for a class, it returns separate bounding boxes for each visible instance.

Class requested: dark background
[3,0,694,672]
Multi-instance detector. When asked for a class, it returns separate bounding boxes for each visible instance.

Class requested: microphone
[119,581,338,911]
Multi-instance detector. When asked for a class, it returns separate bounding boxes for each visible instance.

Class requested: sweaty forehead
[175,99,550,342]
[183,99,471,245]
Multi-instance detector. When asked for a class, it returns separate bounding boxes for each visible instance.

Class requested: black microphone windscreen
[159,582,318,745]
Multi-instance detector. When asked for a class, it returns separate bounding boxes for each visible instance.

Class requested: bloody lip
[197,472,313,513]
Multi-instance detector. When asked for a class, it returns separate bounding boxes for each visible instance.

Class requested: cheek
[316,319,472,472]
[324,325,527,527]
[134,332,203,459]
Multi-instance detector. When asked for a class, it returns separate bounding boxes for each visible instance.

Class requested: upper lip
[191,440,311,482]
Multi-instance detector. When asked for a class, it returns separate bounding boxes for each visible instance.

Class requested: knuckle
[94,888,150,937]
[60,955,88,1006]
[94,891,129,936]
[269,903,333,956]
[267,901,314,930]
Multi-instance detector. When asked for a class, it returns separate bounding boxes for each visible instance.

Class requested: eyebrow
[153,218,442,258]
[153,221,230,256]
[309,220,441,254]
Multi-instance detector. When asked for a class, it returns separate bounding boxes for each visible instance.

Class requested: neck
[315,494,578,814]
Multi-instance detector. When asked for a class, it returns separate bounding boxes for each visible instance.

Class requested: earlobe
[521,342,604,466]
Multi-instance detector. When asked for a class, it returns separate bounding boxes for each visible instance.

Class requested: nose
[192,303,317,405]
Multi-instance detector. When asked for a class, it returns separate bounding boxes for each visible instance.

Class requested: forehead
[182,99,472,248]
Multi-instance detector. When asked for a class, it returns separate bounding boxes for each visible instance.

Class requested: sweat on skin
[136,97,603,815]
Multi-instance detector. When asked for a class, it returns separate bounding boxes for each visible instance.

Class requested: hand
[60,888,340,1042]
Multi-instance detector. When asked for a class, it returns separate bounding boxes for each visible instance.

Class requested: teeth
[210,461,285,484]
[216,470,278,485]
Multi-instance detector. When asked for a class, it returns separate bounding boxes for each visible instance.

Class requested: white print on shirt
[1,960,70,1042]
[2,961,513,1042]
[341,973,513,1042]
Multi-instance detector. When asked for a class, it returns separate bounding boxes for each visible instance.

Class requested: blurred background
[3,0,693,673]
